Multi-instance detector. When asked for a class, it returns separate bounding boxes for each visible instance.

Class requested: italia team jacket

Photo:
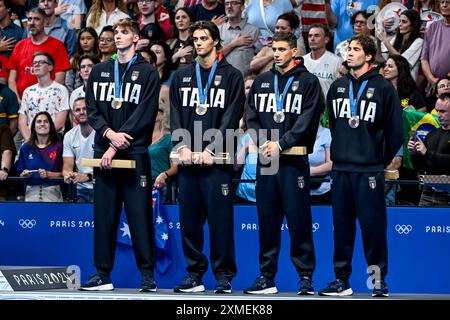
[326,67,404,172]
[86,53,160,155]
[170,55,245,154]
[246,61,323,154]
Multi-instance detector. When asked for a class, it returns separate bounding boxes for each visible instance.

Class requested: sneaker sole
[372,293,389,297]
[214,289,232,294]
[174,285,205,293]
[297,291,315,295]
[140,288,157,293]
[244,287,278,294]
[318,288,353,296]
[79,284,114,291]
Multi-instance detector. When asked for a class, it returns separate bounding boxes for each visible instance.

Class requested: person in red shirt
[6,7,71,100]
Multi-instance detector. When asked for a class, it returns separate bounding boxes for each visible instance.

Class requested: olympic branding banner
[0,203,449,293]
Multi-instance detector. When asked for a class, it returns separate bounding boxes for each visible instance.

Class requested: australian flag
[117,187,172,274]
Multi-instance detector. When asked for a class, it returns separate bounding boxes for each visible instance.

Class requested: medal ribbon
[274,74,295,112]
[196,59,218,105]
[114,54,138,100]
[349,79,368,118]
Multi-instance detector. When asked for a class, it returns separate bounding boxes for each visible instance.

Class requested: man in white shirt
[303,24,342,97]
[62,97,95,202]
[18,51,69,142]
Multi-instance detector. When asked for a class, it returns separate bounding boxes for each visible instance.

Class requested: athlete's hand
[178,147,193,165]
[100,147,116,170]
[262,141,280,159]
[106,130,133,150]
[201,150,214,166]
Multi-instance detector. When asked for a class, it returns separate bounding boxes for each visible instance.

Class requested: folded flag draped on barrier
[402,109,440,169]
[117,188,172,274]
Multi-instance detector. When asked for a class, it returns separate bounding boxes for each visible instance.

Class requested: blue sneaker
[214,277,232,294]
[140,274,157,292]
[298,276,314,295]
[174,275,205,293]
[244,276,278,294]
[318,279,353,296]
[372,280,389,297]
[79,274,114,291]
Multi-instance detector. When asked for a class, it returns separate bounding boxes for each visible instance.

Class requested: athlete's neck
[198,50,217,69]
[351,63,369,78]
[117,47,136,63]
[278,61,295,74]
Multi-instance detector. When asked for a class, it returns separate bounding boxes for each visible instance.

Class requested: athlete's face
[72,100,88,124]
[435,98,450,129]
[272,40,297,70]
[114,26,139,51]
[347,40,371,70]
[383,58,398,81]
[193,29,217,58]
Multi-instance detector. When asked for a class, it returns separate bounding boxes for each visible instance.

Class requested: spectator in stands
[250,12,303,75]
[435,75,450,97]
[135,0,166,53]
[0,0,24,82]
[335,10,373,61]
[414,0,440,35]
[35,0,77,58]
[7,7,71,101]
[408,93,450,206]
[0,124,15,184]
[87,0,130,35]
[18,111,63,202]
[421,0,450,101]
[384,54,426,111]
[219,0,261,77]
[149,108,177,189]
[376,9,423,81]
[168,8,194,70]
[325,0,378,49]
[245,0,293,46]
[69,53,100,110]
[150,40,174,86]
[56,0,87,30]
[299,0,327,50]
[139,45,157,64]
[19,51,69,141]
[63,97,95,203]
[0,81,19,136]
[234,74,257,203]
[66,27,100,94]
[189,0,226,25]
[309,111,332,205]
[98,25,116,62]
[304,24,342,97]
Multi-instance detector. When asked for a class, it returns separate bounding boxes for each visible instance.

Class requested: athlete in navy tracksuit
[244,32,323,295]
[82,19,160,292]
[170,21,244,293]
[319,35,404,297]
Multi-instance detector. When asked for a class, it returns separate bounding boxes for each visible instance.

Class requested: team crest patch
[131,71,139,81]
[221,184,229,196]
[366,88,375,99]
[337,87,345,93]
[368,176,376,189]
[298,176,305,189]
[214,75,222,86]
[140,175,147,188]
[291,81,299,91]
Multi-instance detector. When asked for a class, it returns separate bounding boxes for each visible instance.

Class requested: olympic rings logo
[395,224,412,235]
[19,219,37,229]
[312,223,320,233]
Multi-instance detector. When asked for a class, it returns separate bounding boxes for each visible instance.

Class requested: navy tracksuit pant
[93,152,156,275]
[178,165,237,281]
[330,170,388,281]
[256,156,316,280]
